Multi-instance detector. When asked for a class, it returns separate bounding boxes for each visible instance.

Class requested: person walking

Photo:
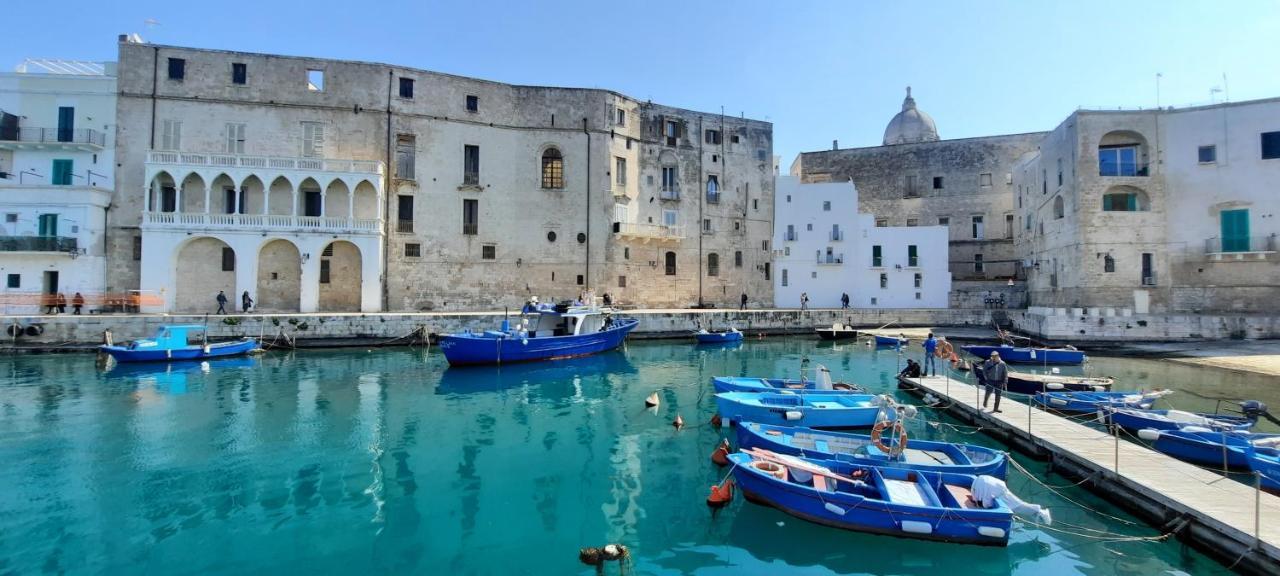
[241,290,254,313]
[800,292,809,312]
[840,292,850,309]
[56,292,67,314]
[72,292,85,315]
[216,290,229,315]
[923,333,938,377]
[740,293,748,310]
[981,351,1008,413]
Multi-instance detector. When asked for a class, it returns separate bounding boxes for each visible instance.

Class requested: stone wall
[175,237,236,313]
[949,280,1026,309]
[318,241,362,312]
[256,239,301,312]
[1010,307,1280,342]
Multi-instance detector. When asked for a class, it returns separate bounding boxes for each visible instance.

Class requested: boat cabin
[131,325,207,349]
[521,309,609,337]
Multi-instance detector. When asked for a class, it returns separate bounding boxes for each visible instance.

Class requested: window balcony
[659,189,680,201]
[0,127,105,150]
[0,235,78,253]
[817,253,844,265]
[142,212,381,235]
[706,191,721,204]
[1099,162,1150,178]
[1141,272,1156,286]
[614,222,684,243]
[1205,236,1277,261]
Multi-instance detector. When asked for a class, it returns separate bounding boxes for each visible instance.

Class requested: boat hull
[873,335,907,348]
[714,393,889,429]
[440,318,638,366]
[1150,430,1261,469]
[1004,373,1113,395]
[99,338,259,363]
[1248,451,1280,493]
[1034,391,1159,413]
[817,329,858,341]
[712,376,864,394]
[962,344,1084,365]
[1106,408,1254,433]
[696,331,743,344]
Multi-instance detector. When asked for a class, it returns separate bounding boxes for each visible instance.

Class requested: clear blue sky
[7,0,1278,163]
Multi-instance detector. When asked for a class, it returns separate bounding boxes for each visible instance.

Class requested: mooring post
[1027,394,1032,434]
[1257,471,1262,548]
[1113,425,1120,475]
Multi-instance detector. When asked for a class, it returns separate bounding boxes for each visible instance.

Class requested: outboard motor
[1240,400,1280,427]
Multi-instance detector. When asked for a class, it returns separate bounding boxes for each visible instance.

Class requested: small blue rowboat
[99,324,259,363]
[873,334,908,348]
[440,306,638,366]
[695,328,743,344]
[962,344,1085,365]
[728,451,1015,546]
[1105,407,1255,433]
[1143,429,1280,470]
[1034,390,1171,413]
[736,422,1008,478]
[715,392,893,429]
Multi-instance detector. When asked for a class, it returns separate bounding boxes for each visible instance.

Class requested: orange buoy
[673,414,684,430]
[710,413,723,429]
[711,438,731,466]
[707,478,734,508]
[645,392,660,408]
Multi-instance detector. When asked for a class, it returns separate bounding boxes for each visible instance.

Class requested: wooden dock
[898,375,1280,575]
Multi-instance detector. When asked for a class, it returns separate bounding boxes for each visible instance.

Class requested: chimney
[832,140,838,150]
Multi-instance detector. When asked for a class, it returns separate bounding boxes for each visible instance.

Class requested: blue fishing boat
[695,328,743,344]
[736,422,1007,478]
[1144,429,1280,470]
[728,450,1016,545]
[1034,390,1171,413]
[712,365,865,394]
[439,304,638,366]
[1004,371,1113,395]
[873,334,908,348]
[1105,407,1255,433]
[715,392,892,429]
[98,324,259,363]
[962,344,1085,365]
[1247,449,1280,493]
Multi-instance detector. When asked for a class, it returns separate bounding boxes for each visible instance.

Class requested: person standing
[800,292,809,311]
[241,290,254,313]
[981,351,1008,413]
[72,292,85,315]
[740,293,748,310]
[923,333,938,376]
[216,290,229,315]
[840,292,850,309]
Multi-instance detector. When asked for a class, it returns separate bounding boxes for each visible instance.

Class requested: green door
[37,214,58,237]
[51,159,73,185]
[1221,209,1250,252]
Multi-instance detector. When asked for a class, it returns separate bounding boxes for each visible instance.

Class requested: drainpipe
[149,46,157,150]
[583,117,591,291]
[383,70,393,311]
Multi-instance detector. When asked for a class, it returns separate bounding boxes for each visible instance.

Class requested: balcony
[0,235,78,253]
[706,191,721,204]
[1205,236,1277,261]
[659,189,680,201]
[830,230,844,241]
[1141,272,1157,286]
[817,253,844,265]
[146,151,384,176]
[142,212,380,235]
[1099,162,1150,178]
[615,222,684,243]
[0,127,105,150]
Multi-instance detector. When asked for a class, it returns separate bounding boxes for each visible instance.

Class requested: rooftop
[13,58,113,76]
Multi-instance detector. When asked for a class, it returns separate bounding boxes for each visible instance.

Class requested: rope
[1007,456,1143,526]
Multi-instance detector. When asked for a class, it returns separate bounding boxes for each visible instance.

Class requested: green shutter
[51,159,73,185]
[37,214,57,237]
[1221,209,1250,252]
[1127,193,1137,211]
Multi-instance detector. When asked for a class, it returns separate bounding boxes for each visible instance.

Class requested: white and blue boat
[735,422,1008,478]
[715,392,892,429]
[1144,429,1280,470]
[1105,407,1255,433]
[728,450,1017,546]
[1247,449,1280,493]
[962,344,1085,365]
[695,328,743,344]
[1033,390,1171,413]
[439,303,638,366]
[712,365,865,395]
[873,334,908,348]
[1004,371,1114,395]
[98,324,258,363]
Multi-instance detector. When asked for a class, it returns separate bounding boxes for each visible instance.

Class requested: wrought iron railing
[0,127,105,146]
[0,236,78,252]
[1205,236,1276,254]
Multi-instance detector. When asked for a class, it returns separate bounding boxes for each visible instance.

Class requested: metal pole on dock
[1027,393,1032,434]
[1113,424,1120,475]
[1257,471,1263,548]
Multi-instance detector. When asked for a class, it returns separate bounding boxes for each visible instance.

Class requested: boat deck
[898,375,1280,573]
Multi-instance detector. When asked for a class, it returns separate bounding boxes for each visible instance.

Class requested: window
[806,223,813,231]
[464,145,480,185]
[4,213,15,223]
[753,198,758,210]
[974,254,985,273]
[307,69,324,91]
[781,268,788,287]
[161,119,182,151]
[822,201,831,211]
[705,129,722,145]
[1005,214,1014,238]
[223,187,238,214]
[732,135,740,144]
[704,218,713,233]
[481,245,496,260]
[1104,254,1115,272]
[56,106,73,142]
[907,245,918,267]
[870,297,877,305]
[51,159,73,185]
[133,236,142,261]
[399,77,414,99]
[397,195,414,233]
[1141,253,1155,285]
[466,95,479,112]
[225,123,246,154]
[663,210,678,227]
[906,218,918,227]
[167,58,185,80]
[615,157,627,186]
[1220,208,1251,252]
[734,250,743,267]
[1053,196,1065,219]
[875,218,888,227]
[1057,158,1063,186]
[971,215,984,239]
[232,62,247,85]
[708,253,719,276]
[1198,145,1216,163]
[904,175,918,197]
[1099,145,1139,176]
[1102,192,1144,211]
[914,273,922,288]
[664,120,680,145]
[706,175,718,202]
[221,247,235,272]
[1043,170,1048,194]
[5,274,18,289]
[463,199,478,235]
[661,166,678,193]
[301,122,325,158]
[871,245,882,267]
[1261,132,1280,159]
[404,243,421,258]
[396,135,416,179]
[319,259,330,284]
[938,216,950,226]
[36,214,57,237]
[623,247,629,259]
[664,251,677,275]
[879,273,888,289]
[302,189,322,217]
[979,173,992,187]
[541,148,564,189]
[615,108,626,126]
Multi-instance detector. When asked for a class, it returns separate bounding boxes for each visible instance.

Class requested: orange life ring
[870,420,909,458]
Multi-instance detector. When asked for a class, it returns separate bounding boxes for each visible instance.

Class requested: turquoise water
[1,338,1269,575]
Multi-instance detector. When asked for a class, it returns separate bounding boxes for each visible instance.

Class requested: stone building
[0,59,115,314]
[110,37,773,313]
[1014,98,1280,313]
[790,88,1044,282]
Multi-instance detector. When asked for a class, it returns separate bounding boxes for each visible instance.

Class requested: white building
[773,176,950,308]
[0,59,115,314]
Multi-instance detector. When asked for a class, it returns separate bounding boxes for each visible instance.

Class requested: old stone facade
[110,39,773,312]
[790,89,1044,281]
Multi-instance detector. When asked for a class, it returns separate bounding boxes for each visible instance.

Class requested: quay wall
[1010,307,1280,342]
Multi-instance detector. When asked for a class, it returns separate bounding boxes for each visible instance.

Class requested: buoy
[645,391,660,408]
[711,438,730,466]
[673,414,684,430]
[707,478,734,508]
[710,413,723,429]
[601,544,628,561]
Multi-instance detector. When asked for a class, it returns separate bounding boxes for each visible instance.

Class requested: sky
[6,0,1279,164]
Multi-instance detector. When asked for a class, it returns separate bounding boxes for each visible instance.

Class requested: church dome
[882,87,939,145]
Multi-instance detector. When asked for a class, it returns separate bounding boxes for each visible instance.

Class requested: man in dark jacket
[216,290,228,315]
[740,293,748,310]
[981,351,1008,412]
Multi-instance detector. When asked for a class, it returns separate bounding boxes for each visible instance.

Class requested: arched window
[1053,195,1065,219]
[1101,187,1149,211]
[664,251,677,276]
[707,253,719,276]
[541,148,564,189]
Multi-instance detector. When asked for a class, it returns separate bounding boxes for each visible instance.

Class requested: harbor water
[1,338,1274,575]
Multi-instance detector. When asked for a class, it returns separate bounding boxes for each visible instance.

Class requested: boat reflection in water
[435,350,638,397]
[103,356,261,394]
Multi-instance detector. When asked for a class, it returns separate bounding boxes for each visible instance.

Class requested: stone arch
[210,173,238,214]
[175,236,235,313]
[324,179,351,218]
[1098,130,1150,176]
[179,172,207,213]
[540,145,565,189]
[664,251,677,275]
[318,240,362,311]
[1053,195,1065,219]
[148,170,177,212]
[256,239,302,312]
[707,252,719,276]
[1101,185,1150,212]
[268,176,293,216]
[297,177,322,217]
[240,175,266,214]
[353,180,378,220]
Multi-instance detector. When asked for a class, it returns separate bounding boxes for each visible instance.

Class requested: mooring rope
[1007,456,1143,526]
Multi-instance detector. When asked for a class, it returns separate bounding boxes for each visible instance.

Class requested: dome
[882,87,939,145]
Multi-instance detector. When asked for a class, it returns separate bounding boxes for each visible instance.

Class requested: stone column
[348,190,355,221]
[143,184,151,212]
[203,185,211,214]
[298,240,321,313]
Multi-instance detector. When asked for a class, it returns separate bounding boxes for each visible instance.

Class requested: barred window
[541,148,564,189]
